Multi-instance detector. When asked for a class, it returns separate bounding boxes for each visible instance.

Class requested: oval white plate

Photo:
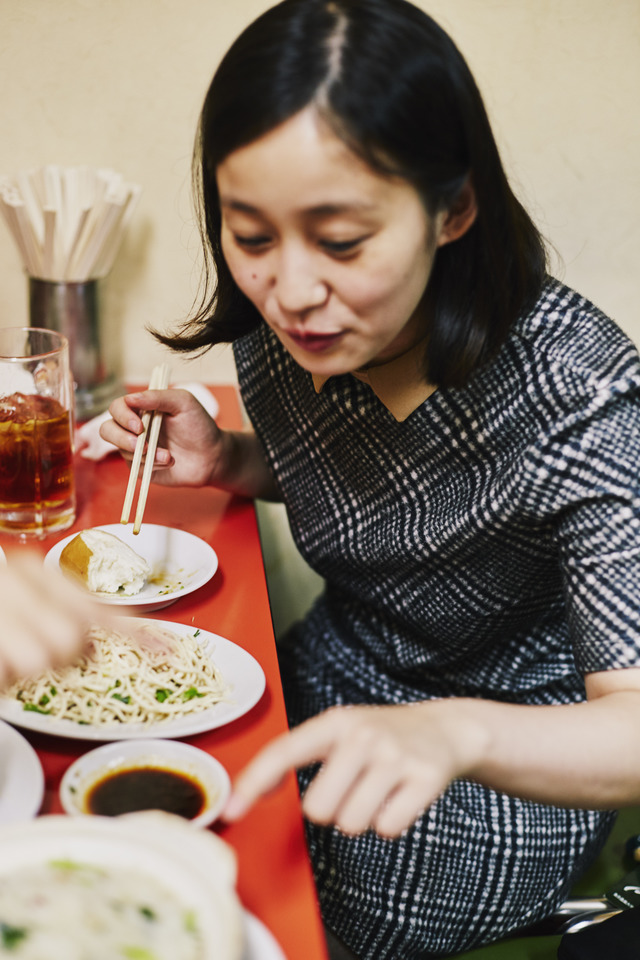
[60,738,231,827]
[44,523,218,611]
[0,618,266,741]
[0,719,44,823]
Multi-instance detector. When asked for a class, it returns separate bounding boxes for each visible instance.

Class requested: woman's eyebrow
[305,201,378,217]
[219,198,260,213]
[219,198,377,216]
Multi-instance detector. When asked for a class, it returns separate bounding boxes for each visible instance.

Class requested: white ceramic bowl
[0,811,243,960]
[60,738,231,828]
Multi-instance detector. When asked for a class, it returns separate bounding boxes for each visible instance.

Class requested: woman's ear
[436,177,478,247]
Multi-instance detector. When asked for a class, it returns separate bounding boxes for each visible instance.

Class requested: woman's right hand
[101,387,281,500]
[100,388,225,488]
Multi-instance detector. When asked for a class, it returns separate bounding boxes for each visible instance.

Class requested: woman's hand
[223,672,640,833]
[100,388,224,488]
[223,702,489,837]
[0,552,101,689]
[100,388,281,500]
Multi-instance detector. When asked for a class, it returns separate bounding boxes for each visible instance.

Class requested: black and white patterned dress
[234,278,640,958]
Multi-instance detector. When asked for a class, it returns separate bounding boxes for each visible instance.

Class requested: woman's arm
[222,668,640,837]
[100,388,281,501]
[455,667,640,809]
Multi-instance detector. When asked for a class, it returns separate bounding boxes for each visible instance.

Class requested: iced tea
[0,391,75,535]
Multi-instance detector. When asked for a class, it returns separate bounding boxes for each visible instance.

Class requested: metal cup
[28,277,121,421]
[0,327,76,538]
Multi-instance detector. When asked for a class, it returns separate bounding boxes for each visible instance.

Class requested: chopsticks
[120,363,171,534]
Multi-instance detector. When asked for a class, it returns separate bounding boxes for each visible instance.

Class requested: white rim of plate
[0,719,44,823]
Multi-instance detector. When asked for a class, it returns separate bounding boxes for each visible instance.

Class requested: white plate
[60,738,231,827]
[243,911,288,960]
[0,719,44,823]
[0,544,6,564]
[44,523,218,611]
[0,618,266,741]
[0,812,244,960]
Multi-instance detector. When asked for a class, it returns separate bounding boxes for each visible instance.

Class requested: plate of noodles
[0,618,266,741]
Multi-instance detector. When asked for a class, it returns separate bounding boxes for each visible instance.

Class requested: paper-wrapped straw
[0,164,141,282]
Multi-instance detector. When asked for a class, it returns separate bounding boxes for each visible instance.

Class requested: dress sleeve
[525,382,640,675]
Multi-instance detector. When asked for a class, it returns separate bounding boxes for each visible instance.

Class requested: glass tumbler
[0,327,76,538]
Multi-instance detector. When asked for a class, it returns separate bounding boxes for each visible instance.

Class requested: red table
[0,385,329,960]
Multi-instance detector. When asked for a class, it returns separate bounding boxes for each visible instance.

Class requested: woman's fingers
[223,708,346,820]
[373,780,440,838]
[301,733,373,826]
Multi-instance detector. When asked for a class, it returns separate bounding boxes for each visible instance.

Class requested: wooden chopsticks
[120,362,171,534]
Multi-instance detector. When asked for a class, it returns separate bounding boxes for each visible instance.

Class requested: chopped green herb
[38,694,50,707]
[183,910,198,934]
[23,702,51,715]
[139,906,156,921]
[121,947,157,959]
[111,693,131,704]
[155,689,172,703]
[193,629,201,638]
[181,687,203,701]
[1,922,28,948]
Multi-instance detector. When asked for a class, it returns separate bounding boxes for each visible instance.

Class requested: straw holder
[29,277,121,421]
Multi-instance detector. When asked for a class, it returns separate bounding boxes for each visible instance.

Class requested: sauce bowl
[60,738,231,827]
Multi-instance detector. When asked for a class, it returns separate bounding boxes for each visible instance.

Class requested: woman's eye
[320,237,367,256]
[234,234,271,250]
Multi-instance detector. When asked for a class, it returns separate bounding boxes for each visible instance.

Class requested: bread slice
[60,529,150,596]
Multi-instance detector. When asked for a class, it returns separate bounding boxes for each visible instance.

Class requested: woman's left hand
[222,701,488,837]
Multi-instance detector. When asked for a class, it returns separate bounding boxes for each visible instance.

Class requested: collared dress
[233,277,640,958]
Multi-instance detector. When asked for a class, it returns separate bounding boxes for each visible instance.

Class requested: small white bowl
[60,739,230,828]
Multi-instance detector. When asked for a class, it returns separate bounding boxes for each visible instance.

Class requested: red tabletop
[0,385,328,960]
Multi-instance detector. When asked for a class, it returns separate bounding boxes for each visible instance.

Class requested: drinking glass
[0,327,76,538]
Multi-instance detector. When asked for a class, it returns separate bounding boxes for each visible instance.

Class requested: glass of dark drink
[0,328,76,538]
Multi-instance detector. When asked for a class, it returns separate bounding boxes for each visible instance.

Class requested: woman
[102,1,640,956]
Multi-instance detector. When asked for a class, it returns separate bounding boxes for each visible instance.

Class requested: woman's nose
[273,247,328,313]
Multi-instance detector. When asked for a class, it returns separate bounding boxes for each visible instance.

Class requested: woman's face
[216,106,447,377]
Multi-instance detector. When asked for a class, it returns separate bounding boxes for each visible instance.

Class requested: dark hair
[156,0,547,389]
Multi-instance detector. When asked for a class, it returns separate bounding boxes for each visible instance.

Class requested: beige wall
[1,0,639,633]
[0,0,638,386]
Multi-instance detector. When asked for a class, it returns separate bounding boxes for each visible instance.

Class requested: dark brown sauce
[85,765,207,820]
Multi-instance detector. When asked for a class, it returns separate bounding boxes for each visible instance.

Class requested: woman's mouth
[287,330,345,353]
